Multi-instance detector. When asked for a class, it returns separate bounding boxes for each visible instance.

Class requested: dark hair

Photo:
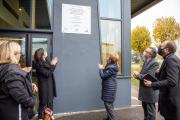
[149,47,157,58]
[34,48,45,63]
[165,41,177,53]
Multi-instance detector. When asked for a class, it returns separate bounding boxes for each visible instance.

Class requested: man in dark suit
[144,41,180,120]
[133,47,159,120]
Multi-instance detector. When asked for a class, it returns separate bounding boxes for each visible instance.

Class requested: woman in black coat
[0,42,35,120]
[99,53,119,120]
[34,48,58,120]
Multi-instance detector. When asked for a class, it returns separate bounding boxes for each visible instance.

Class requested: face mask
[143,52,147,60]
[143,51,147,58]
[157,47,163,56]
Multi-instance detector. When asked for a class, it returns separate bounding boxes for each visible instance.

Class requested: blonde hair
[0,41,21,64]
[109,52,119,63]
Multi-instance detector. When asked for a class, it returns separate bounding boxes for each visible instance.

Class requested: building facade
[0,0,159,114]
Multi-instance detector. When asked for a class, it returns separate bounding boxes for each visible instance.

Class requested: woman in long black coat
[34,48,58,119]
[99,53,119,120]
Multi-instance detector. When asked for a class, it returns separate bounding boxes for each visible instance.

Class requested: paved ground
[55,106,163,120]
[32,85,159,120]
[131,85,141,105]
[54,85,163,120]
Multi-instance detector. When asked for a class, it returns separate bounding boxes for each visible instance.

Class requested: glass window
[0,0,53,29]
[0,0,31,29]
[100,20,122,74]
[32,38,48,57]
[31,35,52,81]
[32,0,53,29]
[99,0,121,19]
[0,36,26,67]
[32,36,52,70]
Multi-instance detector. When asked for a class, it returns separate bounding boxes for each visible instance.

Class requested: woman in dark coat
[99,53,119,120]
[34,48,58,120]
[0,42,35,120]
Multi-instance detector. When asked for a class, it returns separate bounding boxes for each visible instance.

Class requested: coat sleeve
[99,68,115,80]
[136,62,159,80]
[152,58,179,89]
[36,64,55,78]
[50,64,56,71]
[5,74,35,108]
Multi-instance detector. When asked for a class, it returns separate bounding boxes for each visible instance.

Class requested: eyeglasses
[159,45,168,50]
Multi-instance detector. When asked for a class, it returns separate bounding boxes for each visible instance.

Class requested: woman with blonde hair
[0,41,35,120]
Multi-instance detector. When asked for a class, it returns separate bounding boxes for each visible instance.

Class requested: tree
[153,17,180,43]
[131,26,151,63]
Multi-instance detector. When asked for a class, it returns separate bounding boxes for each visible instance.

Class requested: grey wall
[53,0,131,113]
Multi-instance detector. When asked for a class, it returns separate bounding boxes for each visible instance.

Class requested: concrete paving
[55,106,164,120]
[32,85,161,120]
[131,85,141,105]
[54,85,162,120]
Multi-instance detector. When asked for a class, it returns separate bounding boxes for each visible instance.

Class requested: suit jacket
[152,53,180,120]
[136,58,159,103]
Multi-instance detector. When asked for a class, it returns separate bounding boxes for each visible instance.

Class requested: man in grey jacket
[133,47,159,120]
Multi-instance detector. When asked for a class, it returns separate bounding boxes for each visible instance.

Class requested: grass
[131,63,141,87]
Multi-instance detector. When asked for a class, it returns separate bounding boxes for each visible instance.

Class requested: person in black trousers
[144,41,180,120]
[133,47,159,120]
[34,48,58,120]
[99,53,119,120]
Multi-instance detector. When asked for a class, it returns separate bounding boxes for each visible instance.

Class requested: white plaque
[62,4,91,34]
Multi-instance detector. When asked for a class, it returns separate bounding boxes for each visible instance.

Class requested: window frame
[99,0,122,19]
[0,0,54,31]
[98,0,123,76]
[0,32,53,67]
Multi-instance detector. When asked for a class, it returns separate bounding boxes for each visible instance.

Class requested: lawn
[131,63,141,87]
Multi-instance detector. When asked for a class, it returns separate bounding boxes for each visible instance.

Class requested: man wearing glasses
[133,47,159,120]
[144,41,180,120]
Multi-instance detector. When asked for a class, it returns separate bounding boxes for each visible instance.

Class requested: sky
[131,0,180,34]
